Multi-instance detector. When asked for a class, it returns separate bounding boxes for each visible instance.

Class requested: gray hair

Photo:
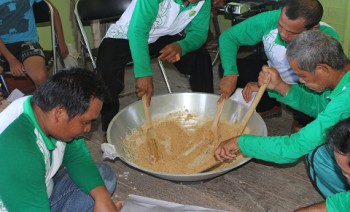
[286,30,350,73]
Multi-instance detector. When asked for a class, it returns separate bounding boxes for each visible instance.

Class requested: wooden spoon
[199,82,268,173]
[142,95,161,162]
[210,100,225,144]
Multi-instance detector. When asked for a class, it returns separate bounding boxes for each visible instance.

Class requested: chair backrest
[74,0,131,70]
[33,1,51,24]
[77,0,131,22]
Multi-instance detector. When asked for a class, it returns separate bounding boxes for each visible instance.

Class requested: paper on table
[121,194,227,212]
[229,88,257,108]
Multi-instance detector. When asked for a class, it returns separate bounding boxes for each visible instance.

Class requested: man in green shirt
[97,0,213,136]
[215,30,350,211]
[218,0,339,132]
[0,68,122,211]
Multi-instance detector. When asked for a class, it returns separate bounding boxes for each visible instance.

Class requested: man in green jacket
[0,68,122,211]
[97,0,213,136]
[215,31,350,211]
[218,0,339,132]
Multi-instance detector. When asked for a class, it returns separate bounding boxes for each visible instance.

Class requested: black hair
[327,118,350,166]
[32,67,108,119]
[283,0,323,29]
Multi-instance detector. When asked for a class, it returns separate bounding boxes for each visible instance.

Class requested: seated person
[97,0,214,136]
[215,30,350,211]
[218,0,339,132]
[0,68,122,211]
[0,0,68,87]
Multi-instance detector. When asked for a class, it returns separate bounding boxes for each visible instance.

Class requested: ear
[53,106,65,122]
[310,24,320,30]
[316,64,332,76]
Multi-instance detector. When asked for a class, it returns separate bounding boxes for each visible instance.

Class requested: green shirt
[219,10,339,83]
[104,0,210,78]
[239,71,350,211]
[0,97,104,211]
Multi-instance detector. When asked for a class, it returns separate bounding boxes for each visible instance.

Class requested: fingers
[214,138,240,162]
[115,201,124,210]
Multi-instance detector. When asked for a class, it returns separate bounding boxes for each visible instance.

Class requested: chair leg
[0,74,10,97]
[157,59,172,93]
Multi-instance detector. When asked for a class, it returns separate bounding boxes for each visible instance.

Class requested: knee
[97,163,117,195]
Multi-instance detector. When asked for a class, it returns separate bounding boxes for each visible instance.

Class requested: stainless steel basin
[107,93,267,181]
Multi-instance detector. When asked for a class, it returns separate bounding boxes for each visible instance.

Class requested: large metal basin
[107,93,267,181]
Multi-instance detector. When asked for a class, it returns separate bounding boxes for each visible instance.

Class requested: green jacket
[239,71,350,211]
[219,9,339,84]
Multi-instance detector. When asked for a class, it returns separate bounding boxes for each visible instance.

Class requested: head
[286,30,350,92]
[327,118,350,184]
[279,0,323,43]
[32,68,108,141]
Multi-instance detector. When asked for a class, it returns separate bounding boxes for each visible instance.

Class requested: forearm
[294,202,327,212]
[90,186,119,211]
[0,39,16,62]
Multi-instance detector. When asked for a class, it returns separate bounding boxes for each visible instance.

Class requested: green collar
[328,71,350,99]
[23,96,56,151]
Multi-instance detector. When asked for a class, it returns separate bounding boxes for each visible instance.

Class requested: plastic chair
[0,0,61,97]
[74,0,172,93]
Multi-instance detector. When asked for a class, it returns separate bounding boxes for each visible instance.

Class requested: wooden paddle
[210,99,225,144]
[142,95,162,162]
[199,82,268,173]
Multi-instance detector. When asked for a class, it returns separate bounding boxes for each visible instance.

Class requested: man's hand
[242,82,259,103]
[158,43,182,63]
[8,58,25,77]
[135,76,153,106]
[218,74,238,101]
[214,136,240,162]
[258,65,290,96]
[90,186,123,212]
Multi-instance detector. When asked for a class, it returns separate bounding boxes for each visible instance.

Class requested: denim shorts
[0,41,46,71]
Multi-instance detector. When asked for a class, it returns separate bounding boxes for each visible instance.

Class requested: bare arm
[0,39,25,76]
[294,202,327,212]
[90,186,122,212]
[46,0,69,58]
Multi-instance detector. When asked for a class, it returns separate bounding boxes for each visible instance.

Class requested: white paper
[101,143,118,160]
[6,89,25,103]
[121,194,227,212]
[229,88,256,108]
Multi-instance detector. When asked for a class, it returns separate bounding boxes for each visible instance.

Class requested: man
[97,0,213,136]
[0,68,122,211]
[215,31,350,211]
[0,0,68,87]
[293,118,350,211]
[218,0,339,132]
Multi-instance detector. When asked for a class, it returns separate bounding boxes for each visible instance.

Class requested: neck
[32,103,50,137]
[330,68,349,90]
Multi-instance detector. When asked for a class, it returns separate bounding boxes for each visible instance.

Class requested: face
[334,150,350,184]
[278,8,307,43]
[52,97,103,142]
[290,59,329,93]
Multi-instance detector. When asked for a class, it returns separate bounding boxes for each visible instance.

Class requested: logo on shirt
[189,11,196,16]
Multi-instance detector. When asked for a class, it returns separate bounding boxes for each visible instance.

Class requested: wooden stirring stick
[210,99,225,143]
[200,82,268,173]
[142,95,161,162]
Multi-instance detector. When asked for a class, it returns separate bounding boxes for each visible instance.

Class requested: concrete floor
[84,54,324,211]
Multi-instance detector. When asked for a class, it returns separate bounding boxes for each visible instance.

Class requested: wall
[38,0,349,56]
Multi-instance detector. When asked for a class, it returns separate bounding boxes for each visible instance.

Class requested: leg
[306,144,350,198]
[50,163,116,212]
[96,38,132,132]
[149,35,214,93]
[173,48,214,93]
[21,42,48,87]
